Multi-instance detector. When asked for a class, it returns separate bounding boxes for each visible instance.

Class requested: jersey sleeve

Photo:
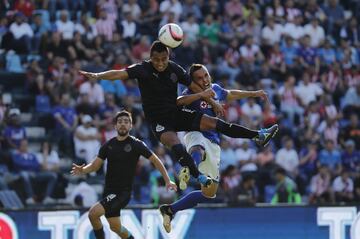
[173,62,191,86]
[125,62,144,79]
[97,142,108,160]
[137,140,153,159]
[213,84,228,101]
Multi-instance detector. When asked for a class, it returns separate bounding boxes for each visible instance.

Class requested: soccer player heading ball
[80,41,278,192]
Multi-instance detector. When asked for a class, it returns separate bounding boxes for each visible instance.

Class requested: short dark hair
[275,167,286,176]
[189,63,206,80]
[113,110,132,124]
[150,40,169,56]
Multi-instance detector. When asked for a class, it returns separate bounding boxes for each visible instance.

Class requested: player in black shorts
[71,110,177,239]
[80,41,278,189]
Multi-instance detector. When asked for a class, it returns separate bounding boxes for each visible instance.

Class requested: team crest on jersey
[156,124,165,132]
[170,73,178,83]
[200,101,208,109]
[124,144,132,152]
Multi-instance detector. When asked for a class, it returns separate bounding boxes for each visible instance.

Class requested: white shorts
[183,131,221,182]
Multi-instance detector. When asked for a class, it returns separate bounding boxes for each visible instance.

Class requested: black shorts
[149,108,203,140]
[100,190,131,218]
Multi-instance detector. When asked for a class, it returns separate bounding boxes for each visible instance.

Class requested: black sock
[93,227,105,239]
[215,119,258,139]
[171,144,200,177]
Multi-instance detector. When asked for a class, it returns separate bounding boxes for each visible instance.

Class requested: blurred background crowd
[0,0,359,209]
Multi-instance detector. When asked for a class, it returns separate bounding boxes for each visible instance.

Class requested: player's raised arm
[70,157,104,175]
[226,89,269,103]
[176,88,215,106]
[79,69,129,81]
[148,154,177,191]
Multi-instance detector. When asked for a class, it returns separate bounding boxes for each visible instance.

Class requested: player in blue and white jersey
[160,64,276,233]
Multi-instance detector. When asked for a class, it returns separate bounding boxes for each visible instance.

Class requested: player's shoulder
[168,60,185,72]
[128,135,146,145]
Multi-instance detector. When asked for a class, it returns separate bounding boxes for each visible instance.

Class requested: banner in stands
[1,206,360,239]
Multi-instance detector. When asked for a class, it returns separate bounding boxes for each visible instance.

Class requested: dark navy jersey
[97,136,153,191]
[126,60,191,121]
[183,83,228,145]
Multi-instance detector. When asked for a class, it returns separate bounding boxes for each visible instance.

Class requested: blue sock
[191,150,202,166]
[170,190,211,214]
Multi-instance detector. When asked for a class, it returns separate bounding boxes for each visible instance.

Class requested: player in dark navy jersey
[79,41,278,190]
[71,110,177,239]
[159,64,274,232]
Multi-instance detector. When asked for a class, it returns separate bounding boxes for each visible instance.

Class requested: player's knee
[109,223,119,233]
[88,208,100,221]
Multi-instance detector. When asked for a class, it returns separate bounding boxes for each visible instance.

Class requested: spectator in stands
[74,13,98,41]
[31,13,49,53]
[341,139,359,177]
[73,115,101,164]
[339,114,359,148]
[239,35,264,77]
[295,71,323,107]
[265,0,284,22]
[199,13,220,46]
[224,0,243,19]
[230,174,257,205]
[241,98,262,128]
[340,17,360,47]
[304,17,325,48]
[159,0,183,23]
[332,170,354,202]
[236,140,257,174]
[79,62,105,106]
[282,15,304,41]
[131,36,151,61]
[8,12,33,54]
[275,137,299,176]
[122,0,141,20]
[14,0,34,17]
[342,84,360,118]
[97,93,120,120]
[36,140,60,173]
[120,11,137,44]
[53,93,78,157]
[309,165,333,204]
[95,8,116,41]
[261,17,283,47]
[180,13,199,45]
[55,10,74,41]
[280,36,298,71]
[323,0,345,38]
[220,165,241,202]
[318,139,342,175]
[271,167,301,204]
[181,0,202,21]
[318,39,337,67]
[278,74,303,125]
[3,108,26,150]
[298,141,318,190]
[11,139,57,205]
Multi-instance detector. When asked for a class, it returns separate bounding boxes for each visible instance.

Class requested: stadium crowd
[0,0,359,208]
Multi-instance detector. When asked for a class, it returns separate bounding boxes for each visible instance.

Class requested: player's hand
[212,101,225,117]
[70,163,85,175]
[256,90,269,103]
[200,88,215,100]
[166,181,178,192]
[79,70,98,80]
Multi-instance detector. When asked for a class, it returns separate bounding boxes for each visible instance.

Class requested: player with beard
[79,41,278,191]
[71,110,177,239]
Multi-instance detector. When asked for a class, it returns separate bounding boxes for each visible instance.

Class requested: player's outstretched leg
[203,116,279,147]
[160,191,211,233]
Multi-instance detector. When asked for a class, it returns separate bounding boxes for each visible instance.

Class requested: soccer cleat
[254,124,279,147]
[198,174,213,187]
[179,166,190,190]
[159,204,174,233]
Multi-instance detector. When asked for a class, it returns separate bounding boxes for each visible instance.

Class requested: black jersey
[97,135,153,192]
[126,60,191,121]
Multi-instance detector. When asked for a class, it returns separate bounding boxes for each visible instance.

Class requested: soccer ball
[158,23,184,48]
